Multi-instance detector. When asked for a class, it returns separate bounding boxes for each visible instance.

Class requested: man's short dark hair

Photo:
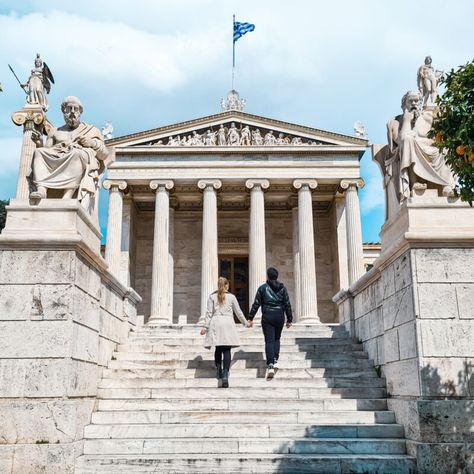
[267,267,278,281]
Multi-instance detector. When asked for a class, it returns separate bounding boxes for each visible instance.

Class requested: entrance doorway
[219,256,249,318]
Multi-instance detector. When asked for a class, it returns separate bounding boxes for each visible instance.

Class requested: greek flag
[233,21,255,43]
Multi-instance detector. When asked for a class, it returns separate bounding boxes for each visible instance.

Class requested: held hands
[200,328,207,336]
[286,321,292,329]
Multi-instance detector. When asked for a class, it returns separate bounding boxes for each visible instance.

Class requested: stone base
[0,199,102,256]
[380,196,474,258]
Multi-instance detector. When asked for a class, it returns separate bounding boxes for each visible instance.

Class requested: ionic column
[11,108,46,200]
[341,179,365,286]
[198,179,222,322]
[292,206,301,321]
[246,179,270,317]
[149,180,174,324]
[103,180,127,278]
[120,195,134,286]
[293,179,319,323]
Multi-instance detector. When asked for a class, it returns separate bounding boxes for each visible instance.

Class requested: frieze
[141,122,330,147]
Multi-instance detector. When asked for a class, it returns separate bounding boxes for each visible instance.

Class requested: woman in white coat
[200,277,251,387]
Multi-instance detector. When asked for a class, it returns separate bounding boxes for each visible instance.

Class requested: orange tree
[430,60,474,202]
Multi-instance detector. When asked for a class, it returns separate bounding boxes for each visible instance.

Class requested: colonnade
[103,178,365,324]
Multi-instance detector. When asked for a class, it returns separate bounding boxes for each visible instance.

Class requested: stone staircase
[75,324,416,473]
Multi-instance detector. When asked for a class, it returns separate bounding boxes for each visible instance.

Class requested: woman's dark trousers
[214,345,232,371]
[261,309,285,365]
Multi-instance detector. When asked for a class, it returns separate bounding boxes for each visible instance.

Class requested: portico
[105,109,367,323]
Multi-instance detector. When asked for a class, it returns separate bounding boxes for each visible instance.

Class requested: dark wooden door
[219,256,249,320]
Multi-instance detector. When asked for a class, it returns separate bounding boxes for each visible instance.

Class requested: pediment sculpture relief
[147,122,327,147]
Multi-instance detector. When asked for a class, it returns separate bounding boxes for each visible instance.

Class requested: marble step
[118,342,364,352]
[75,453,416,474]
[98,376,386,389]
[91,410,396,425]
[83,437,406,455]
[97,398,389,412]
[112,351,369,361]
[128,335,353,344]
[102,367,378,379]
[97,386,387,400]
[84,423,404,440]
[107,358,375,370]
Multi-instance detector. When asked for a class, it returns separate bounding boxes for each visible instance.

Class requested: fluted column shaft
[246,179,269,317]
[103,180,127,278]
[292,206,301,321]
[341,179,365,285]
[294,180,319,322]
[149,180,174,323]
[198,180,222,321]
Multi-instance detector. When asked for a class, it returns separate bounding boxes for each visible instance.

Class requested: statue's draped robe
[31,123,107,203]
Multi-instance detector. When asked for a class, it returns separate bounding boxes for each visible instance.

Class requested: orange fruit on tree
[456,145,466,155]
[469,152,474,162]
[435,132,442,143]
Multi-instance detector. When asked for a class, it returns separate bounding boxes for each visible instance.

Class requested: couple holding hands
[200,267,293,387]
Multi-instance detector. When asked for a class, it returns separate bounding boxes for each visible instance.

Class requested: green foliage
[430,60,474,203]
[0,200,9,233]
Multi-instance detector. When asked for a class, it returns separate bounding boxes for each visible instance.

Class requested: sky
[0,0,472,242]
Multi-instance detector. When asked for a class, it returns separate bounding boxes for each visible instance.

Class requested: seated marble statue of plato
[30,96,108,212]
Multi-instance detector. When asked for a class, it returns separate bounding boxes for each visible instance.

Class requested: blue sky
[0,0,472,242]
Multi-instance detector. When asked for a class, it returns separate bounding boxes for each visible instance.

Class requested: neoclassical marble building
[104,102,368,324]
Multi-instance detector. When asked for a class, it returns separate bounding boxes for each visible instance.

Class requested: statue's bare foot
[30,190,46,200]
[442,186,454,197]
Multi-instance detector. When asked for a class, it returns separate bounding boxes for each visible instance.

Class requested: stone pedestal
[333,197,474,473]
[0,200,141,473]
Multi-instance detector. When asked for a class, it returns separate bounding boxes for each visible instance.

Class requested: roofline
[107,110,369,147]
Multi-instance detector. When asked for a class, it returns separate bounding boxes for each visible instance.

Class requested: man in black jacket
[248,267,293,378]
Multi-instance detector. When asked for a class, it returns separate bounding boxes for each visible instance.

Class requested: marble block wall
[334,248,474,473]
[0,249,140,474]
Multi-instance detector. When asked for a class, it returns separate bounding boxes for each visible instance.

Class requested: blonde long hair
[217,277,229,305]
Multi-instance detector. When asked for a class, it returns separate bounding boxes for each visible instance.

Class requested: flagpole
[232,14,235,91]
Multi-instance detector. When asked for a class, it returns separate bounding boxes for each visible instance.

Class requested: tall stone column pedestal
[0,200,141,473]
[333,196,474,474]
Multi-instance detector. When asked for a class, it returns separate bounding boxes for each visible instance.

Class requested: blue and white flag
[233,21,255,43]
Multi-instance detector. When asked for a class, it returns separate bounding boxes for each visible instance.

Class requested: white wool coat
[203,292,249,349]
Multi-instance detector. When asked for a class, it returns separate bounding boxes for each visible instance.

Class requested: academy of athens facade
[104,108,368,324]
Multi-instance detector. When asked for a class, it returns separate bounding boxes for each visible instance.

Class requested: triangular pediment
[108,110,367,149]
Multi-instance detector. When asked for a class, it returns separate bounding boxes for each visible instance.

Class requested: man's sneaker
[273,359,279,369]
[266,364,275,379]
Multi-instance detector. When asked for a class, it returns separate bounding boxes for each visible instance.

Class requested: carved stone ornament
[11,108,45,126]
[340,179,365,190]
[197,179,222,191]
[102,180,127,191]
[149,180,174,192]
[245,179,270,190]
[293,179,318,191]
[156,123,327,147]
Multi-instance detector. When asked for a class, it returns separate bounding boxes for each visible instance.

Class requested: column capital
[198,179,222,191]
[340,178,365,191]
[150,180,174,192]
[11,107,45,127]
[293,179,318,191]
[103,179,127,191]
[245,179,270,191]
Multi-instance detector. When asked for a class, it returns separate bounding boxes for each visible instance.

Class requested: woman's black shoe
[222,369,229,388]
